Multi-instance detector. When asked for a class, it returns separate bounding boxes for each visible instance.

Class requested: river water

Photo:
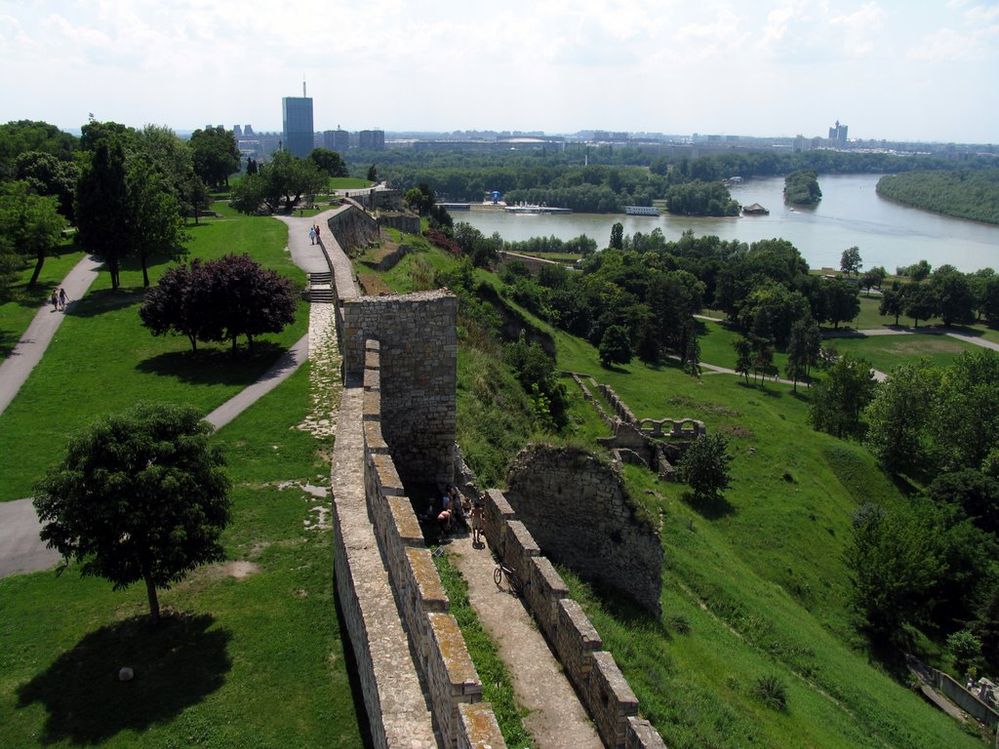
[454,174,999,273]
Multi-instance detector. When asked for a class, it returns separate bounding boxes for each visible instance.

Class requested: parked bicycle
[493,562,522,594]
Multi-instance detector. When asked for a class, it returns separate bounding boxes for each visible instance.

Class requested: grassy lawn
[0,364,366,748]
[825,332,977,373]
[0,206,307,501]
[0,239,86,359]
[553,338,982,748]
[697,319,791,373]
[330,177,372,190]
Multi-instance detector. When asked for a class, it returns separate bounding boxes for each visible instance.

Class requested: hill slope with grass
[355,233,986,748]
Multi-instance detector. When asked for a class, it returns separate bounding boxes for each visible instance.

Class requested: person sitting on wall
[436,490,452,536]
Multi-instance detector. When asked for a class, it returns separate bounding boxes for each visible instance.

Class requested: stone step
[309,271,333,284]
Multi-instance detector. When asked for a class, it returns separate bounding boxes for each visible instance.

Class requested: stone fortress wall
[504,444,664,618]
[477,485,666,749]
[325,205,666,748]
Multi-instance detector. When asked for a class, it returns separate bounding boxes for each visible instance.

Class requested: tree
[821,278,860,329]
[189,126,240,189]
[785,316,820,391]
[0,180,66,287]
[879,282,905,326]
[678,434,733,502]
[931,350,999,472]
[309,147,348,178]
[903,283,938,327]
[809,353,877,438]
[864,362,938,473]
[733,336,753,383]
[598,324,632,366]
[14,150,78,220]
[845,503,943,643]
[33,403,231,623]
[139,260,217,351]
[861,266,886,293]
[609,222,624,250]
[927,469,999,536]
[126,161,185,287]
[930,267,975,326]
[75,138,130,289]
[231,151,325,214]
[840,246,862,276]
[366,164,378,183]
[202,254,298,352]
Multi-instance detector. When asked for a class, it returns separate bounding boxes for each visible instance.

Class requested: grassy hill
[360,235,986,747]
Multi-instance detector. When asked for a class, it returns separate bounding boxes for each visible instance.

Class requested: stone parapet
[480,487,666,749]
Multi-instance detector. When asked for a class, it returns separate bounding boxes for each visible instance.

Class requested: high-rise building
[282,85,314,158]
[358,129,385,150]
[322,128,351,153]
[828,120,848,145]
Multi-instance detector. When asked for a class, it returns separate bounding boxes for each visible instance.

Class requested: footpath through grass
[0,364,366,748]
[0,206,306,501]
[0,239,85,359]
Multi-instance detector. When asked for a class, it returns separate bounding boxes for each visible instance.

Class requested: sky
[1,0,997,143]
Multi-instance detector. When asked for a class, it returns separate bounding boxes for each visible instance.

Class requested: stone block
[555,598,602,685]
[387,496,424,548]
[457,702,508,749]
[502,520,540,585]
[362,388,381,421]
[483,489,515,553]
[405,546,448,613]
[363,420,390,454]
[588,650,639,748]
[525,556,569,641]
[371,453,405,496]
[626,716,667,749]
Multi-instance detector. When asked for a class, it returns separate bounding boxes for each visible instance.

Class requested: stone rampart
[480,485,666,749]
[343,294,457,489]
[377,212,421,235]
[362,341,506,749]
[505,444,663,617]
[326,202,379,253]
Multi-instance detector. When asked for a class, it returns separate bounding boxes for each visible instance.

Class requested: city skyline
[1,0,997,144]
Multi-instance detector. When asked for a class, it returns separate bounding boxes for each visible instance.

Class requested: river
[452,174,999,273]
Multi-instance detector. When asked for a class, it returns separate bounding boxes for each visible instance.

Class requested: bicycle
[493,561,521,594]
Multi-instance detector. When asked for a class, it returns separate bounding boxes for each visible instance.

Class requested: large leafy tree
[0,120,78,177]
[930,266,975,326]
[809,353,877,438]
[785,316,821,391]
[878,282,906,326]
[820,278,860,329]
[308,147,348,178]
[903,283,938,327]
[864,362,938,473]
[930,350,999,472]
[231,151,325,214]
[839,246,862,276]
[189,126,240,189]
[139,260,217,351]
[34,403,231,623]
[14,151,78,220]
[75,138,131,289]
[0,180,66,287]
[845,503,943,644]
[126,161,185,287]
[203,254,297,352]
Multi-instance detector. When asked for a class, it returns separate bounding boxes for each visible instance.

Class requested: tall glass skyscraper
[282,96,314,158]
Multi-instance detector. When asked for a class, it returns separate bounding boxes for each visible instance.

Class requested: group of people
[49,287,68,312]
[308,224,323,245]
[431,485,485,546]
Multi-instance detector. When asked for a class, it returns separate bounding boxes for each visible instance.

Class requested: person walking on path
[50,289,58,312]
[315,224,322,244]
[308,226,316,245]
[58,288,67,310]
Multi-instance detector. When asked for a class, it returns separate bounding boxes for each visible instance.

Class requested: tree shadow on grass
[136,342,286,387]
[16,613,231,745]
[681,490,735,520]
[66,288,147,318]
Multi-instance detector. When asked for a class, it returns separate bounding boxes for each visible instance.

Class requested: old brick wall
[326,202,379,252]
[504,444,663,617]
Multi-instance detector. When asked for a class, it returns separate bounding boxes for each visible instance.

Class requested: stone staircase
[308,271,335,303]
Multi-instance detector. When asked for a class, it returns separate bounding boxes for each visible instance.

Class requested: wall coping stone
[429,612,482,698]
[406,546,449,613]
[388,495,425,548]
[457,702,508,749]
[372,453,405,496]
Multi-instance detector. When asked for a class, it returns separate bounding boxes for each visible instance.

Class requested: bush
[752,674,788,711]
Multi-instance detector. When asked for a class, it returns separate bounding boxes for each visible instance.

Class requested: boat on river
[504,202,572,215]
[742,202,770,216]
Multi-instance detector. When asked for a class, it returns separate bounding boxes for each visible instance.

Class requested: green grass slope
[0,365,364,748]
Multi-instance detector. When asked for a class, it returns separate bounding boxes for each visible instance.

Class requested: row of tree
[877,169,999,225]
[879,266,999,327]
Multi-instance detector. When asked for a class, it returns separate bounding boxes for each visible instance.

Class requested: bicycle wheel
[493,565,503,588]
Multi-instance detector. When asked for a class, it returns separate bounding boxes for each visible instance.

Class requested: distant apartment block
[323,128,351,153]
[282,95,314,158]
[358,129,385,150]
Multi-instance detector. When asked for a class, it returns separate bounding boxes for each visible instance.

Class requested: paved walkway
[0,254,103,416]
[447,534,602,749]
[0,499,61,577]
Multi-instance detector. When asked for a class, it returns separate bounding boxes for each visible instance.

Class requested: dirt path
[446,533,602,749]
